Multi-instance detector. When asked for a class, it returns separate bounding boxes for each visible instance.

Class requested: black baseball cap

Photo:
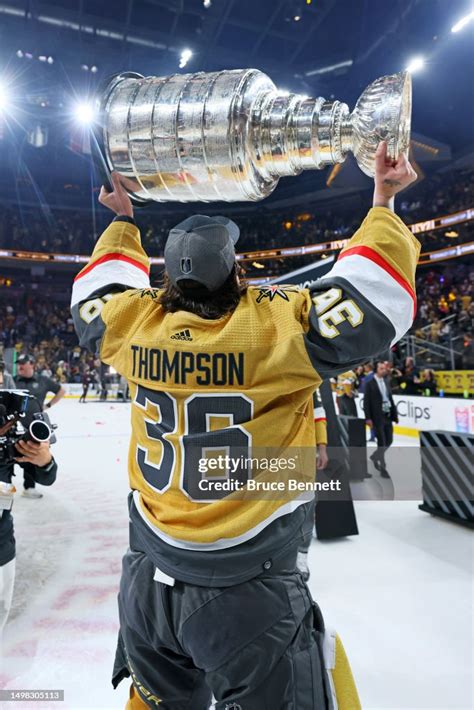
[17,354,35,365]
[164,215,240,292]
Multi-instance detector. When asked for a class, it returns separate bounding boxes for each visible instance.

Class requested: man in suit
[364,361,398,477]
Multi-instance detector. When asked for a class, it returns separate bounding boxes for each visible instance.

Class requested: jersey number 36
[134,385,253,501]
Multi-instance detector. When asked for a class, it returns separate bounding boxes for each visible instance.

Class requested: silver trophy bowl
[95,68,411,204]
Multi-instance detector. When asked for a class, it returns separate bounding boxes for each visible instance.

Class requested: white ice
[1,400,472,710]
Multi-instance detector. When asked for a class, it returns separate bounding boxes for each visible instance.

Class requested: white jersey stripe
[314,406,326,420]
[71,260,150,307]
[320,254,414,344]
[133,489,309,551]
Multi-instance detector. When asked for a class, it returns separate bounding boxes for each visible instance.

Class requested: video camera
[0,389,57,465]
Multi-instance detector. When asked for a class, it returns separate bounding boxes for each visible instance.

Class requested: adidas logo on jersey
[170,329,193,341]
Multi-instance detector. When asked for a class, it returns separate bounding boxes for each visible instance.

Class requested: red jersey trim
[338,245,416,316]
[74,253,149,282]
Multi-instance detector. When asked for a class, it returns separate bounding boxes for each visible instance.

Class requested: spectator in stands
[439,320,452,345]
[419,301,429,323]
[385,361,403,393]
[462,333,474,369]
[430,318,442,343]
[398,357,421,395]
[420,370,438,397]
[55,360,69,383]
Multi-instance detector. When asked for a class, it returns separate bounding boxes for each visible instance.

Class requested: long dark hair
[159,263,248,320]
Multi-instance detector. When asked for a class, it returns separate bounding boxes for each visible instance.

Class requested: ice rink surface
[1,399,472,710]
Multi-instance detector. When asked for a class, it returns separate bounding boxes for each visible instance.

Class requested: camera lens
[29,420,51,442]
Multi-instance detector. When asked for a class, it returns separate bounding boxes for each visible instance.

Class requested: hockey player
[72,141,418,709]
[79,367,92,403]
[335,370,359,417]
[297,389,328,582]
[314,390,329,474]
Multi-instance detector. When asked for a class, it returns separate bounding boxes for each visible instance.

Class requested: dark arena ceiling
[0,0,472,211]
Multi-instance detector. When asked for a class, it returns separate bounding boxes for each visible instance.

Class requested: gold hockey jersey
[72,207,419,582]
[336,371,358,398]
[313,389,328,446]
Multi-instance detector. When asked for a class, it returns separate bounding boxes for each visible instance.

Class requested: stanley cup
[96,68,411,204]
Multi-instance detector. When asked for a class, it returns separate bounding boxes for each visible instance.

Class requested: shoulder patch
[130,287,161,301]
[254,285,300,304]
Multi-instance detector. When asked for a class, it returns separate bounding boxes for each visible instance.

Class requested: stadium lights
[0,79,10,114]
[305,59,353,76]
[405,56,425,73]
[451,10,474,32]
[73,101,96,125]
[16,50,54,64]
[179,49,193,69]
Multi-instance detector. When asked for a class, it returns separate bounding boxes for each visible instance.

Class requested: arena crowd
[0,166,472,256]
[0,165,472,382]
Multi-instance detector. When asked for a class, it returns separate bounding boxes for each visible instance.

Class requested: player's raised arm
[70,172,150,354]
[302,142,419,379]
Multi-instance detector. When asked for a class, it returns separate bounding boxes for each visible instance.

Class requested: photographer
[0,438,57,634]
[14,354,64,499]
